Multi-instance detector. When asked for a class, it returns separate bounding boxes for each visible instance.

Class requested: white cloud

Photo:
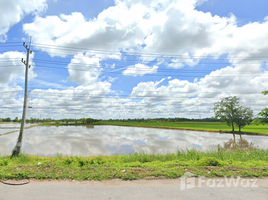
[122,64,158,76]
[0,51,37,85]
[23,8,147,56]
[2,0,265,119]
[22,0,268,68]
[0,85,24,118]
[27,82,113,118]
[66,53,101,85]
[167,53,199,69]
[0,0,47,41]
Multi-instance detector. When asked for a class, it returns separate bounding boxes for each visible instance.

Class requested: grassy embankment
[1,149,268,180]
[96,121,268,134]
[6,121,267,134]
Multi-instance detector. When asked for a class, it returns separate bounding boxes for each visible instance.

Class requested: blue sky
[0,0,268,119]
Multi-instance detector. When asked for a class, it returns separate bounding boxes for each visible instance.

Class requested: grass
[1,149,268,181]
[96,121,268,134]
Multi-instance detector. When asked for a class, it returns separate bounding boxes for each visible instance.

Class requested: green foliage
[262,91,268,95]
[104,117,219,123]
[98,121,268,134]
[257,91,268,124]
[13,117,19,122]
[235,106,253,132]
[257,108,268,124]
[1,150,268,180]
[79,118,98,124]
[196,157,223,166]
[214,96,240,131]
[1,117,11,122]
[214,96,253,132]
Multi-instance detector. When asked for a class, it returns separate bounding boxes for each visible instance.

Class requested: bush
[196,157,223,166]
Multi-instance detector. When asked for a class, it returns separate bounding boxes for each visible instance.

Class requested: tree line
[0,117,98,124]
[105,117,219,122]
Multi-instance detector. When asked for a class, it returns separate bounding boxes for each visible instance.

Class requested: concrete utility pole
[12,40,32,156]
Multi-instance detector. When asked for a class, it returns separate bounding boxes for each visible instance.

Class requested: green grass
[96,121,268,134]
[1,149,268,181]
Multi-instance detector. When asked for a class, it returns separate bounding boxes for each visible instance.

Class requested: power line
[32,43,268,60]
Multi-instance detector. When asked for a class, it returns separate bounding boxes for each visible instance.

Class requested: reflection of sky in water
[0,123,37,128]
[0,123,38,135]
[0,129,19,135]
[0,125,267,157]
[192,143,202,149]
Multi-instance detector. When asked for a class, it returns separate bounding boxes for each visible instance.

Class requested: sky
[0,0,268,120]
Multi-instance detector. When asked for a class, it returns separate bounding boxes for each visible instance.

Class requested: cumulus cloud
[66,53,102,85]
[2,0,265,119]
[0,0,47,41]
[27,82,113,119]
[122,64,158,76]
[126,67,268,119]
[0,51,37,85]
[22,0,268,66]
[23,9,146,56]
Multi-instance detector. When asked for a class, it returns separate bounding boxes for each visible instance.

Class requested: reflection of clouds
[0,132,18,155]
[0,125,267,156]
[0,129,19,135]
[0,124,38,135]
[0,123,38,128]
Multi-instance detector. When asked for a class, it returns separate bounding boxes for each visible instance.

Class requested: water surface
[0,125,267,156]
[0,123,38,135]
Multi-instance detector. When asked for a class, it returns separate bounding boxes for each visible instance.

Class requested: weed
[1,149,268,180]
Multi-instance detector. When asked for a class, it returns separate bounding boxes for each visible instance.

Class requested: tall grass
[1,149,268,180]
[118,148,268,163]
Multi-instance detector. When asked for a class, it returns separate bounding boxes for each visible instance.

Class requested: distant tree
[86,118,94,124]
[80,118,86,123]
[257,91,268,124]
[235,106,253,132]
[214,96,240,132]
[13,117,19,122]
[3,117,11,122]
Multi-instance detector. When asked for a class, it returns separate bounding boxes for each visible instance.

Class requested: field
[96,121,268,134]
[1,149,268,181]
[1,122,268,181]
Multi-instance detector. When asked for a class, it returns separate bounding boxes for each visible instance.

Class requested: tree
[214,96,240,132]
[3,117,11,122]
[256,91,268,124]
[214,96,253,132]
[258,108,268,124]
[13,117,19,122]
[235,106,253,132]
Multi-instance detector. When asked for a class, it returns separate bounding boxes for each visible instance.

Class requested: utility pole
[12,39,32,156]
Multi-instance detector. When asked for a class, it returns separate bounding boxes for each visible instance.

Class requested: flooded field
[0,125,267,156]
[0,123,38,135]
